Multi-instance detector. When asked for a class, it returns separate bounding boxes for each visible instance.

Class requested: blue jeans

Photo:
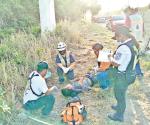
[57,67,74,83]
[23,95,55,116]
[135,61,143,76]
[96,71,110,89]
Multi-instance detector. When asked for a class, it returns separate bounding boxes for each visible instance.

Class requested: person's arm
[38,77,58,95]
[68,62,76,70]
[108,54,120,67]
[109,45,131,68]
[57,63,64,68]
[110,61,120,67]
[45,86,58,95]
[68,54,76,70]
[55,55,67,72]
[56,55,63,68]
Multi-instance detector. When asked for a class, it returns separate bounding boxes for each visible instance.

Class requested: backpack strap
[66,106,79,124]
[28,73,44,97]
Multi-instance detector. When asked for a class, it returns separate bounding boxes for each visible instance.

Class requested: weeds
[0,20,85,124]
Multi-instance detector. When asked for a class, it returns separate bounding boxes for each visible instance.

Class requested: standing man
[125,7,144,77]
[108,26,138,122]
[23,61,56,116]
[56,42,76,83]
[127,8,144,43]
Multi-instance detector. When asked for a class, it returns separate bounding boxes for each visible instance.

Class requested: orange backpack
[61,100,87,125]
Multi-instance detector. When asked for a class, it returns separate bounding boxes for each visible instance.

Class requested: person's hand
[61,67,69,73]
[108,54,112,58]
[63,67,70,74]
[50,86,59,92]
[61,66,66,72]
[64,84,73,89]
[93,66,99,73]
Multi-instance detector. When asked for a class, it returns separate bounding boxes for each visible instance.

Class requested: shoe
[111,105,118,111]
[136,74,144,83]
[108,113,124,122]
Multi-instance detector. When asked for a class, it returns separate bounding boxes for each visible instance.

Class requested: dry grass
[1,21,150,125]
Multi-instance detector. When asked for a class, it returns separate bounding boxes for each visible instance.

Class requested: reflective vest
[58,51,71,67]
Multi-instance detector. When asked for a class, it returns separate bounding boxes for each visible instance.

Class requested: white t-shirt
[114,39,132,72]
[98,50,111,62]
[23,71,48,104]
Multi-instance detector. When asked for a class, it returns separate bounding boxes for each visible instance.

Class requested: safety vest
[58,51,71,67]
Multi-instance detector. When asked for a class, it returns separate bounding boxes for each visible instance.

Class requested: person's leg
[114,86,127,115]
[24,95,55,116]
[66,70,74,80]
[135,61,143,76]
[57,67,65,83]
[96,71,110,89]
[41,95,55,115]
[109,73,128,121]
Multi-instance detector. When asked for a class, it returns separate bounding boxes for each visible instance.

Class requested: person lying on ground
[61,72,97,97]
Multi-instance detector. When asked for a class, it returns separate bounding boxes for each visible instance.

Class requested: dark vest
[117,40,138,84]
[117,40,138,72]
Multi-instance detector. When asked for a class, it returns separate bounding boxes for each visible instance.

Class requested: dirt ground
[13,24,150,125]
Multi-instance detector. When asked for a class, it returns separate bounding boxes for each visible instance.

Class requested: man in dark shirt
[56,42,76,83]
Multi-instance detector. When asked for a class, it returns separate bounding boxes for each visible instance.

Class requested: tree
[89,0,101,15]
[55,0,87,21]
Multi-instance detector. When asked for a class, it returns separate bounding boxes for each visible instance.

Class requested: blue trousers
[57,67,74,82]
[135,61,143,76]
[96,71,110,89]
[23,95,55,116]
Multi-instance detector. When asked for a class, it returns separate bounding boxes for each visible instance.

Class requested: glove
[44,71,52,79]
[62,67,70,74]
[50,86,59,92]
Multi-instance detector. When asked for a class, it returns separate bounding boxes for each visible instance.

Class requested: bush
[55,0,86,21]
[0,0,39,40]
[55,21,84,45]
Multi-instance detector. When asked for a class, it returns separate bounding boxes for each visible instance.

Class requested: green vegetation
[0,0,40,40]
[0,0,90,122]
[0,0,149,124]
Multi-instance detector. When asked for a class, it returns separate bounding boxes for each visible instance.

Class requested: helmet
[57,42,67,51]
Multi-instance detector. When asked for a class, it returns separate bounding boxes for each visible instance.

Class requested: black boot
[108,113,124,122]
